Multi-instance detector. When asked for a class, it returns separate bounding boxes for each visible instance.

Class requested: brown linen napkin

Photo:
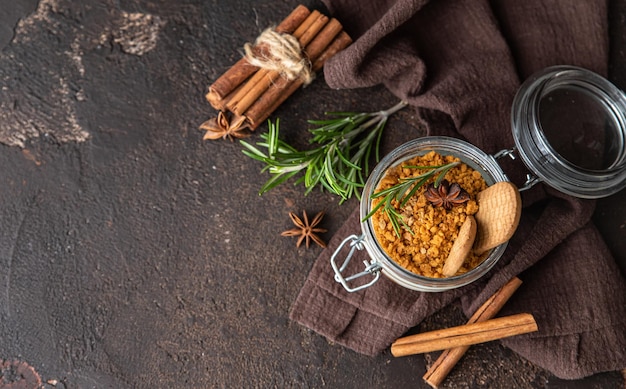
[290,0,626,379]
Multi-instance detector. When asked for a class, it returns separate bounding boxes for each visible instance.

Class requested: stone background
[0,0,624,387]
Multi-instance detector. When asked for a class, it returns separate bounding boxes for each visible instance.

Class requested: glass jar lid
[511,66,626,198]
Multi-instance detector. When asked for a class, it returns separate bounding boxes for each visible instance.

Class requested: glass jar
[332,66,626,293]
[512,66,626,197]
[331,136,510,292]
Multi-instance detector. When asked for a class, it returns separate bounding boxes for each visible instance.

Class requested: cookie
[473,181,522,255]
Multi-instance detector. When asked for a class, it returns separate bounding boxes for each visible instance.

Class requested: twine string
[244,28,314,85]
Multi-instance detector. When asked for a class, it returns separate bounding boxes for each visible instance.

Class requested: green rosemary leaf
[267,119,280,156]
[394,181,416,203]
[363,195,387,221]
[363,160,460,238]
[303,151,323,188]
[319,111,360,117]
[259,170,300,194]
[374,120,385,163]
[240,143,268,161]
[399,175,431,207]
[336,171,362,188]
[336,148,361,170]
[241,100,409,202]
[396,209,414,236]
[434,162,459,186]
[402,165,443,169]
[307,119,346,125]
[309,123,345,138]
[370,184,400,199]
[323,152,346,198]
[385,199,403,238]
[318,176,340,197]
[370,185,398,199]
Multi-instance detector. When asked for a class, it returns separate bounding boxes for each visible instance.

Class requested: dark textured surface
[0,0,623,388]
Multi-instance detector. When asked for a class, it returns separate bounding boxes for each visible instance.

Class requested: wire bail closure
[493,147,540,192]
[330,234,381,292]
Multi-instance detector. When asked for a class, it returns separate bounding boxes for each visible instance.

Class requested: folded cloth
[290,0,626,379]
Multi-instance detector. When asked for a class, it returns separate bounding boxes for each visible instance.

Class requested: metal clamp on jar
[331,66,626,293]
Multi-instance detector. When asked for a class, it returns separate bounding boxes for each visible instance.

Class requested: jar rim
[512,65,626,198]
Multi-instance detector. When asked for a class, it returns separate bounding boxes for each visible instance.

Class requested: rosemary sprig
[363,161,460,238]
[240,100,408,203]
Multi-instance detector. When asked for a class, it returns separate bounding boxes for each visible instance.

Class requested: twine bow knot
[244,28,314,85]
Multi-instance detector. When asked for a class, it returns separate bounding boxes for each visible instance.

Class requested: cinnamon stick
[207,81,244,111]
[226,11,328,115]
[206,5,311,108]
[245,31,353,128]
[296,11,330,47]
[311,31,353,70]
[390,313,538,357]
[304,18,344,60]
[422,277,523,388]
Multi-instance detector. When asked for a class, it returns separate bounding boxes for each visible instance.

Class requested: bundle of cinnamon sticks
[201,5,352,140]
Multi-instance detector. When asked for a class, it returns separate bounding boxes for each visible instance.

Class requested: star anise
[424,179,470,210]
[200,111,249,141]
[281,210,327,248]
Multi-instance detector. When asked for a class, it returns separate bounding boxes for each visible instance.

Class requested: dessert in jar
[369,150,488,279]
